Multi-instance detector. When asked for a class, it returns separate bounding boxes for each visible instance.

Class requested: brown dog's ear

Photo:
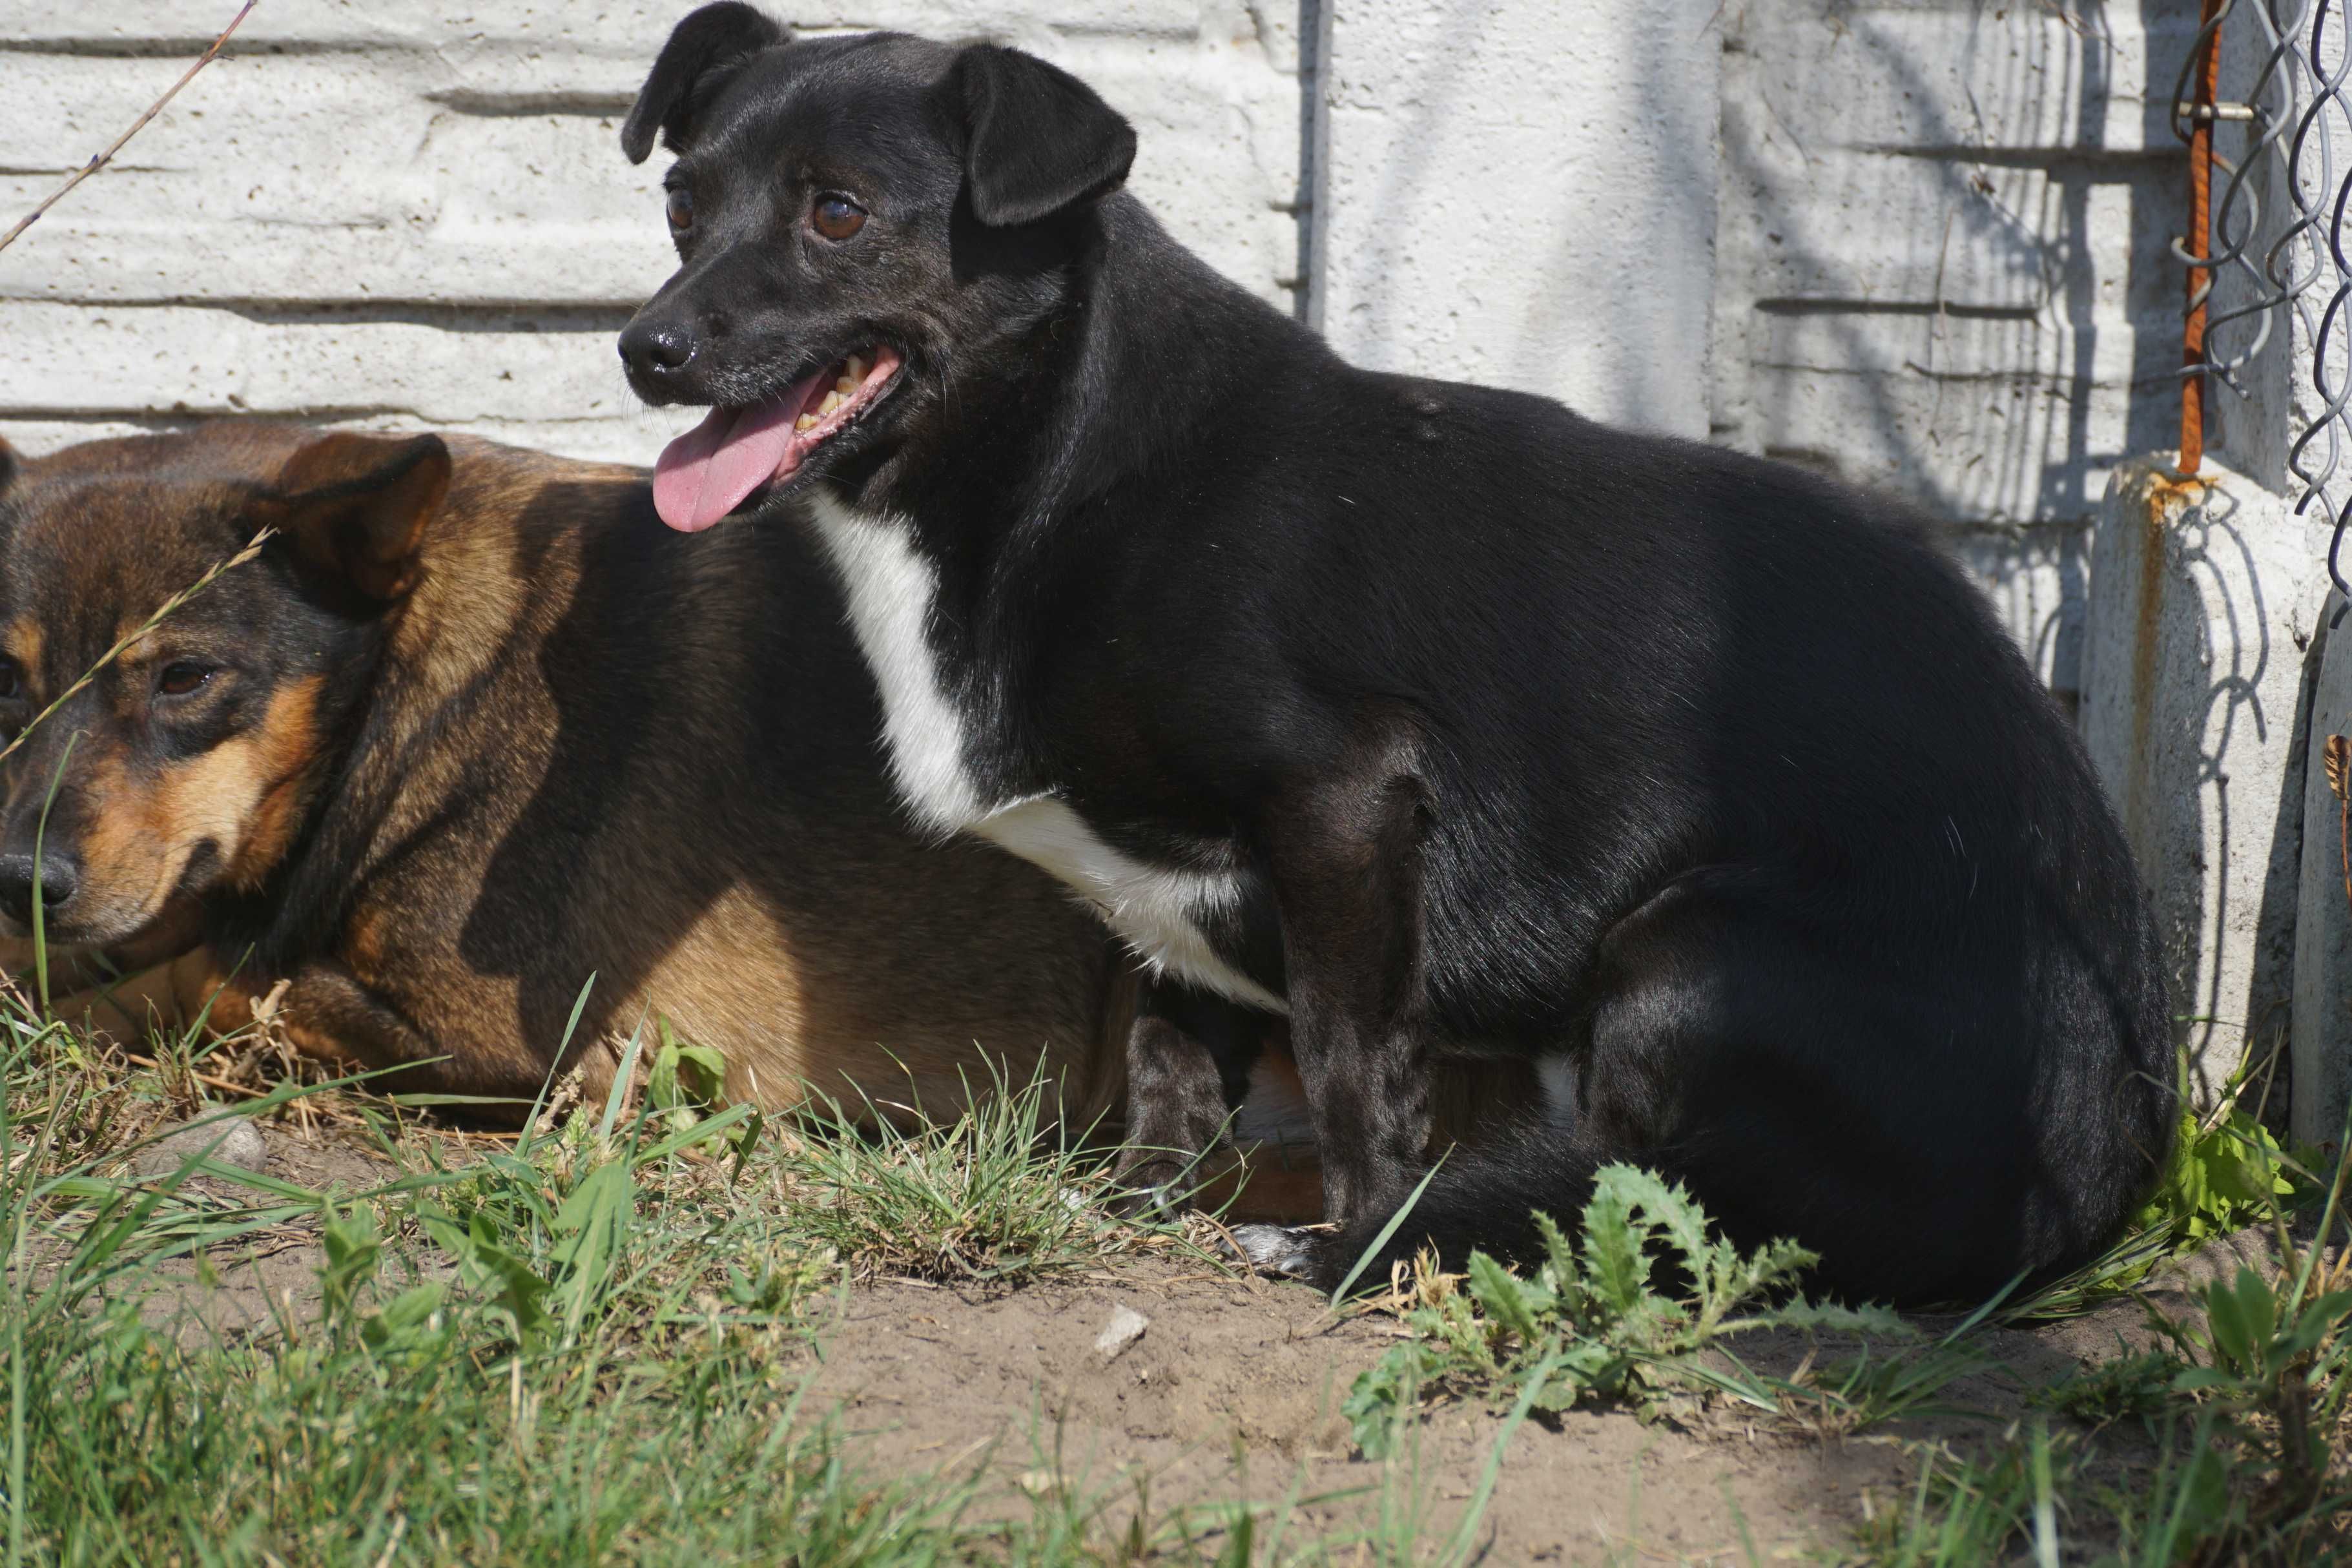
[269,433,451,602]
[621,3,787,164]
[943,45,1137,228]
[0,437,17,494]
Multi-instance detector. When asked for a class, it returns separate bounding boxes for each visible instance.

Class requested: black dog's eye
[665,184,694,233]
[810,193,867,242]
[0,659,19,701]
[156,661,213,698]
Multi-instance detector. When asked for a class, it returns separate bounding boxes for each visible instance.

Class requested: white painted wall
[0,1,1303,464]
[1312,0,1719,438]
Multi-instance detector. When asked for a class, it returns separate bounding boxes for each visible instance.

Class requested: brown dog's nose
[0,849,76,925]
[619,319,697,383]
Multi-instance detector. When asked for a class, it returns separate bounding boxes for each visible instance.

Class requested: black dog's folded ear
[621,2,788,164]
[942,45,1137,228]
[266,433,452,602]
[0,438,16,495]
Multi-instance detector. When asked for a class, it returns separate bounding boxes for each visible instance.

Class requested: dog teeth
[792,359,877,437]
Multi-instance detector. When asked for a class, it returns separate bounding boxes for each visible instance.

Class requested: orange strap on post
[2182,0,2225,475]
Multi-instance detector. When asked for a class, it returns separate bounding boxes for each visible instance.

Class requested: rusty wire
[2183,0,2225,473]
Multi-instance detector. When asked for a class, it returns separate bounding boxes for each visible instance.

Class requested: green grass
[0,989,1525,1566]
[10,944,2352,1565]
[1338,1165,1935,1456]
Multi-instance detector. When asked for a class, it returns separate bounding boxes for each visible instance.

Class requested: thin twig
[0,1,259,256]
[0,530,274,770]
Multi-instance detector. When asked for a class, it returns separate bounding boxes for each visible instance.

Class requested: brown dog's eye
[665,185,693,233]
[811,194,867,242]
[157,662,212,697]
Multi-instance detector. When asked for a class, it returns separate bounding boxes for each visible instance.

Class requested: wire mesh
[2184,0,2352,594]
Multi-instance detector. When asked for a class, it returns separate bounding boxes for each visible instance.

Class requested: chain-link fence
[2186,0,2352,593]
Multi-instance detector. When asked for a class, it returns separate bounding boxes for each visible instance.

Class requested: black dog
[613,3,2173,1303]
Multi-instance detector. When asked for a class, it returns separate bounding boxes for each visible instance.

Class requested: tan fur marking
[63,747,183,937]
[1,621,41,686]
[220,675,327,889]
[74,676,327,929]
[393,511,533,694]
[51,954,194,1043]
[624,885,813,1106]
[346,906,394,970]
[618,884,1092,1124]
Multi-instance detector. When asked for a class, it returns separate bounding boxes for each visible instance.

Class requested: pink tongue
[651,369,827,532]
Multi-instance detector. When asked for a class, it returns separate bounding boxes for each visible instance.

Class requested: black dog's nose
[619,319,697,381]
[0,850,76,924]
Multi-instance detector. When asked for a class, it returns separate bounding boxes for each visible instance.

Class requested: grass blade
[519,973,596,1158]
[29,732,80,1020]
[1328,1154,1447,1307]
[594,1010,648,1149]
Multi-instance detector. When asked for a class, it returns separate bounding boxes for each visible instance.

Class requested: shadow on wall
[1714,0,2186,696]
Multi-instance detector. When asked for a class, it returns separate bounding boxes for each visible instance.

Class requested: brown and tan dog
[0,422,1133,1122]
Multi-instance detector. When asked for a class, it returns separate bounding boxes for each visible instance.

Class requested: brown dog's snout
[619,316,699,391]
[0,845,78,925]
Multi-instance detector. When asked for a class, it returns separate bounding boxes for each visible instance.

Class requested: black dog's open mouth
[650,346,903,532]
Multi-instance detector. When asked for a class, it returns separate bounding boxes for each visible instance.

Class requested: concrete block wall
[0,1,1305,464]
[5,3,2174,556]
[1711,0,2191,704]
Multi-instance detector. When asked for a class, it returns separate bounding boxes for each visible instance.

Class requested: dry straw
[0,1,258,256]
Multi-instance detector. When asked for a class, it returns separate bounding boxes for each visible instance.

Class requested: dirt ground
[114,1122,2220,1563]
[801,1266,2195,1560]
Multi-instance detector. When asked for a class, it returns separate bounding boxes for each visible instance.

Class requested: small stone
[132,1115,269,1178]
[1094,1303,1150,1362]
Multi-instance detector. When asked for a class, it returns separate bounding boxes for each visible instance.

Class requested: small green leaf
[1465,1251,1545,1345]
[1343,1345,1421,1459]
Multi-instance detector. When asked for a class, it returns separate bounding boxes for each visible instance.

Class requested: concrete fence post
[2294,600,2352,1144]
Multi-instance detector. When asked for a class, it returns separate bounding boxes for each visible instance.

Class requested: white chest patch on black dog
[805,491,1286,1015]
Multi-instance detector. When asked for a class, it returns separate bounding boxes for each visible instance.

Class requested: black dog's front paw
[1228,1222,1329,1281]
[1109,1148,1207,1221]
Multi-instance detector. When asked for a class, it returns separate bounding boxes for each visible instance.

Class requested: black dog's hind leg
[1113,978,1267,1211]
[1319,873,2120,1306]
[1243,727,1436,1280]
